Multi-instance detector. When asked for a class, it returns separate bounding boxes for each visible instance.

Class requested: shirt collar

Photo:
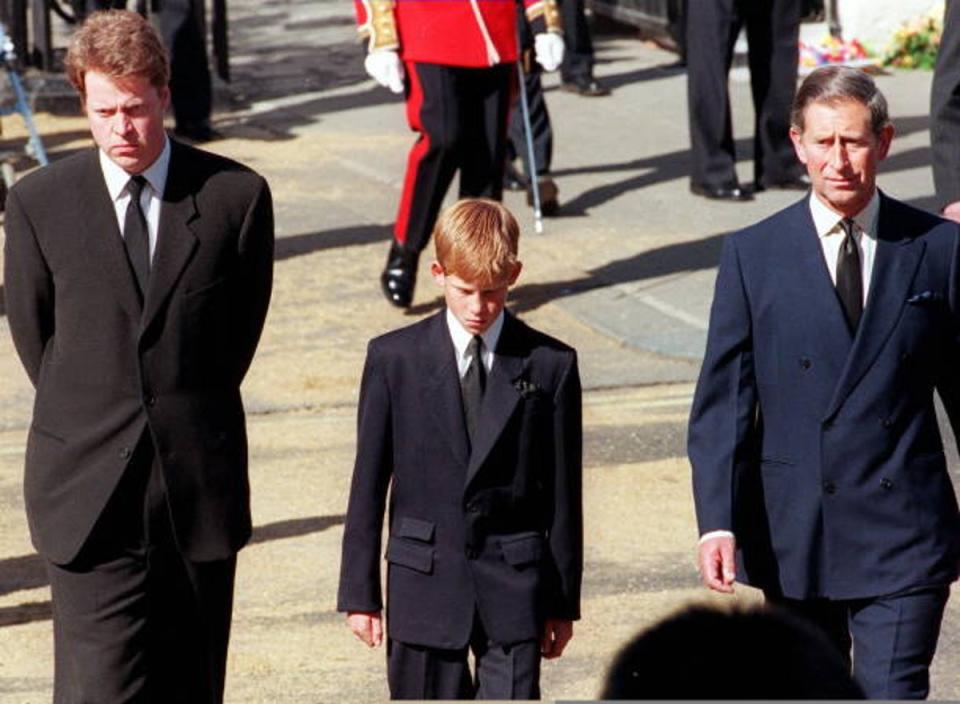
[446,308,505,360]
[809,189,880,239]
[98,136,171,201]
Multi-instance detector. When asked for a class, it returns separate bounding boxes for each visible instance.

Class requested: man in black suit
[337,199,582,699]
[932,0,960,223]
[3,11,272,702]
[685,0,807,200]
[689,66,960,698]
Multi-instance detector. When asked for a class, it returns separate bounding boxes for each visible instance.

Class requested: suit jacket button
[823,481,836,495]
[145,395,157,407]
[799,358,812,370]
[880,478,893,490]
[120,447,131,459]
[881,417,893,429]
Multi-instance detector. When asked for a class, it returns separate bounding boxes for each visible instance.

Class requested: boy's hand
[540,619,573,659]
[347,610,384,647]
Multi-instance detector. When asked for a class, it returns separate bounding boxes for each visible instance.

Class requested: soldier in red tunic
[355,0,564,308]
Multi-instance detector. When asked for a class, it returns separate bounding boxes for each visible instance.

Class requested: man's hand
[364,50,405,94]
[698,535,737,593]
[347,610,384,647]
[540,619,573,659]
[943,201,960,224]
[534,33,565,72]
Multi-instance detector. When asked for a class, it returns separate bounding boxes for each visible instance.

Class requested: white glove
[534,32,564,72]
[364,50,405,94]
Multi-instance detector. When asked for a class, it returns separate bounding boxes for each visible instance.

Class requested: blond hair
[433,199,520,285]
[65,10,170,100]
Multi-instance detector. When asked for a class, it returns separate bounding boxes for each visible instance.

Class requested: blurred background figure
[601,605,864,700]
[559,0,610,96]
[72,0,221,142]
[506,3,560,216]
[356,0,564,309]
[686,0,807,201]
[931,0,960,223]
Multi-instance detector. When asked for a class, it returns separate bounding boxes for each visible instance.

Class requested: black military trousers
[394,62,513,254]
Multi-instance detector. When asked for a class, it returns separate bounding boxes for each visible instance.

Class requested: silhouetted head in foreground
[602,605,864,700]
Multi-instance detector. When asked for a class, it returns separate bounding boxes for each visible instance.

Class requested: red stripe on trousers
[394,62,429,246]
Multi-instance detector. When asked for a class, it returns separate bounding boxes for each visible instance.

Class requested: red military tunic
[354,0,559,66]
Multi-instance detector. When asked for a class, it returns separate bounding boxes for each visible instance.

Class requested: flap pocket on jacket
[500,532,543,567]
[394,516,435,543]
[386,537,434,574]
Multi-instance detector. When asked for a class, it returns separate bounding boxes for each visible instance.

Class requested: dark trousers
[394,62,513,254]
[769,586,950,699]
[931,0,960,209]
[560,0,594,82]
[387,614,541,700]
[158,0,213,128]
[46,433,236,704]
[685,0,802,188]
[507,65,553,178]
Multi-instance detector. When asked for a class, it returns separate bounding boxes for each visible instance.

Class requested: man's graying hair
[791,66,890,136]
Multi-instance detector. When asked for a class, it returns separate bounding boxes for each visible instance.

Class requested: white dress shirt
[700,190,881,545]
[446,308,504,378]
[98,137,171,263]
[809,189,880,304]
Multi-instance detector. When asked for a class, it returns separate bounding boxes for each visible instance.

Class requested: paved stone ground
[0,0,958,700]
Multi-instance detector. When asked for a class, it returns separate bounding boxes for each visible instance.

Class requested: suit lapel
[142,141,199,331]
[785,202,854,372]
[79,149,143,320]
[422,314,470,467]
[823,196,924,420]
[465,313,524,488]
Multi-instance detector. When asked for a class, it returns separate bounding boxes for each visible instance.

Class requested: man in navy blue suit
[689,66,960,699]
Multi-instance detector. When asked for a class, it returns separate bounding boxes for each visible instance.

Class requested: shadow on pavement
[509,231,727,315]
[275,224,391,261]
[0,513,347,627]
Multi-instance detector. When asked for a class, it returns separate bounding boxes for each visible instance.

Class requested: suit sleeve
[937,223,960,441]
[932,0,960,209]
[354,0,399,52]
[337,341,394,613]
[3,188,55,387]
[524,0,562,34]
[229,176,274,387]
[544,350,582,620]
[687,235,758,535]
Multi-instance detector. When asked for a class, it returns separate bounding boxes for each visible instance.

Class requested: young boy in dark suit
[337,198,583,699]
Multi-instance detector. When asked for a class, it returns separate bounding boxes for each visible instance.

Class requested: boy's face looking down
[431,261,522,336]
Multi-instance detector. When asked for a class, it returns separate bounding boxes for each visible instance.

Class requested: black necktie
[460,335,486,447]
[836,218,863,333]
[124,175,150,297]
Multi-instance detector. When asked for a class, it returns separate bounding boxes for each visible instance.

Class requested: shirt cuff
[699,530,735,544]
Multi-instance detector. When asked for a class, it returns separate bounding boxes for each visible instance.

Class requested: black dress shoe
[380,241,419,308]
[560,77,611,97]
[690,181,754,202]
[504,161,528,192]
[754,174,811,192]
[527,176,559,216]
[173,121,224,143]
